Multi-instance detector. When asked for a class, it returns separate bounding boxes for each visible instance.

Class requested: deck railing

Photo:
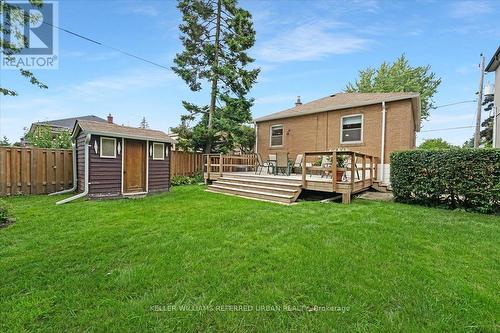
[301,150,379,192]
[204,153,256,180]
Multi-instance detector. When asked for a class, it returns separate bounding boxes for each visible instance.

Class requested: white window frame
[100,137,116,158]
[269,124,284,147]
[152,142,165,160]
[340,114,363,144]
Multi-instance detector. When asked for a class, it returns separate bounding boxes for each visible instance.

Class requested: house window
[341,115,363,143]
[270,125,283,147]
[100,137,116,158]
[153,142,165,160]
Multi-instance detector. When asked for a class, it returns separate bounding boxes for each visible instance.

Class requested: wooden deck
[204,151,380,204]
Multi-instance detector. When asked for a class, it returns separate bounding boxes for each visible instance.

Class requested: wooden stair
[371,180,392,193]
[207,174,302,204]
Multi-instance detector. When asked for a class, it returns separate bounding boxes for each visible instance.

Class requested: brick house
[254,92,421,184]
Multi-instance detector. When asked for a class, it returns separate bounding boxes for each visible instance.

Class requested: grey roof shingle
[74,120,176,144]
[33,115,106,129]
[254,92,421,124]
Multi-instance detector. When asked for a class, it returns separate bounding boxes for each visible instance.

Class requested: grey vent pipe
[56,134,91,205]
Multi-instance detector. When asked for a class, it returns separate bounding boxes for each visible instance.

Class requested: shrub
[0,199,12,225]
[172,172,204,186]
[391,149,500,214]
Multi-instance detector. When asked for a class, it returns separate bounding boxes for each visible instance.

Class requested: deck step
[216,181,298,195]
[220,176,302,189]
[371,181,392,193]
[208,184,297,204]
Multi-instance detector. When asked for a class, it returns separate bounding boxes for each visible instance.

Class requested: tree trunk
[205,0,222,154]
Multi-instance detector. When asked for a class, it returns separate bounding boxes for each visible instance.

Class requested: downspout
[380,101,387,183]
[49,143,77,196]
[254,122,258,155]
[493,105,498,148]
[56,134,91,205]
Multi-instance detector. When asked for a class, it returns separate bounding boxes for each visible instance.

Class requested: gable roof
[73,120,176,144]
[32,115,106,130]
[485,45,500,72]
[254,92,421,131]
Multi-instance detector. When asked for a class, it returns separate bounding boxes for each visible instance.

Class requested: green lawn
[1,186,499,332]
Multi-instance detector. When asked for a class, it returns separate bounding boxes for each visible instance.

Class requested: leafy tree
[345,54,441,119]
[0,136,10,146]
[418,138,456,150]
[0,0,48,96]
[23,125,71,149]
[172,0,259,153]
[139,116,149,129]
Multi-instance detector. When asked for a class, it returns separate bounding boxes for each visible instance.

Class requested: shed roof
[254,92,421,130]
[73,120,176,144]
[485,46,500,72]
[28,115,106,134]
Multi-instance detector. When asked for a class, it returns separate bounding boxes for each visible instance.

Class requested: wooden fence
[0,147,204,195]
[0,147,73,196]
[170,150,203,177]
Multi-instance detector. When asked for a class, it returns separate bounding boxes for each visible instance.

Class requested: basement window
[270,125,283,147]
[153,142,165,160]
[100,137,116,158]
[341,115,363,143]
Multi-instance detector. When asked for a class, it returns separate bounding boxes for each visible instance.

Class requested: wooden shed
[55,119,176,204]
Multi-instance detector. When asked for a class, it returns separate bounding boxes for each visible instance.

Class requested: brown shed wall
[88,134,122,198]
[256,99,415,162]
[147,142,171,193]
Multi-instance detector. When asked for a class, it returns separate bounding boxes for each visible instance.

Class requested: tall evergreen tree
[139,116,149,129]
[172,0,259,153]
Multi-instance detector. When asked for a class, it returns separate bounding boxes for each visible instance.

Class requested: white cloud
[127,5,160,17]
[449,1,492,19]
[0,69,179,142]
[67,69,176,100]
[256,22,370,63]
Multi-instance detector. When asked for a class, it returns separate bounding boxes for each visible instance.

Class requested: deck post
[219,153,223,177]
[362,154,366,186]
[350,153,356,191]
[206,154,211,184]
[374,157,378,181]
[369,156,373,185]
[332,151,337,192]
[301,152,307,187]
[342,192,351,204]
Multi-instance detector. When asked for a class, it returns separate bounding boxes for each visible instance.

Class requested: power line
[431,100,476,109]
[420,126,475,133]
[42,21,171,71]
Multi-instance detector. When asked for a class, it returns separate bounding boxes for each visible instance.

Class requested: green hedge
[391,149,500,214]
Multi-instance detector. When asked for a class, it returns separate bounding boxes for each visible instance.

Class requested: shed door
[124,139,146,193]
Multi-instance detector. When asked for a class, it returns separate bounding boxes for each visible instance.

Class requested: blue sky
[1,0,499,145]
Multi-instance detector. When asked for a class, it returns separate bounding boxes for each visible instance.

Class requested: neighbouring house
[56,116,176,204]
[486,45,500,148]
[22,115,107,145]
[254,92,421,184]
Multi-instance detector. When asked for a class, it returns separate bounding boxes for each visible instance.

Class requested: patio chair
[292,154,303,174]
[275,152,291,176]
[342,155,360,182]
[255,153,274,175]
[308,155,332,178]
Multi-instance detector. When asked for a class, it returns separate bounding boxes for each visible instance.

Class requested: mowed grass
[1,186,499,332]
